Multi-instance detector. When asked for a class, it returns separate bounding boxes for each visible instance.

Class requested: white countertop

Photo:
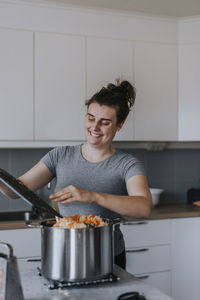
[17,258,175,300]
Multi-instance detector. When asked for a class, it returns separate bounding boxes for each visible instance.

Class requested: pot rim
[26,217,121,229]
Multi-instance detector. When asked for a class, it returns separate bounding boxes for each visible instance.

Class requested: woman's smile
[89,131,103,137]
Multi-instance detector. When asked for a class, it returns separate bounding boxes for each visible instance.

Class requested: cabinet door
[35,32,85,140]
[0,29,33,140]
[87,37,134,141]
[171,218,200,300]
[0,228,41,258]
[126,245,170,274]
[179,44,200,140]
[135,271,171,296]
[121,220,170,247]
[134,41,178,141]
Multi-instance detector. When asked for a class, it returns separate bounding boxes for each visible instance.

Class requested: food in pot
[53,214,108,228]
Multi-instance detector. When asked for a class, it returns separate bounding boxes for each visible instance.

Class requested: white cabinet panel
[35,32,86,140]
[179,44,200,140]
[134,41,178,141]
[126,245,170,274]
[171,218,200,300]
[0,29,33,140]
[121,219,171,297]
[87,37,134,141]
[0,228,41,258]
[121,220,170,247]
[135,271,171,296]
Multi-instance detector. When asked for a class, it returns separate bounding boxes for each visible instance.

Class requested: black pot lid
[0,168,62,218]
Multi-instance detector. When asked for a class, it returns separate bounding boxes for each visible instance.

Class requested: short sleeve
[41,147,59,176]
[123,156,146,182]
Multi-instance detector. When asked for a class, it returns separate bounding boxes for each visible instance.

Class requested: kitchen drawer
[120,220,170,247]
[126,245,170,274]
[134,271,171,296]
[0,228,41,258]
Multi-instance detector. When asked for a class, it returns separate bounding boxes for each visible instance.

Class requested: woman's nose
[93,121,100,130]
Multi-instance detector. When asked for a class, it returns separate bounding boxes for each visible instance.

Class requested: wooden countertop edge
[0,221,28,230]
[123,203,200,222]
[1,204,200,229]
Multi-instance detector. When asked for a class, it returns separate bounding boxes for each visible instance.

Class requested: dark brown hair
[85,80,136,124]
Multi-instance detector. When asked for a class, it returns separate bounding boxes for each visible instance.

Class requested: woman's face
[85,102,123,147]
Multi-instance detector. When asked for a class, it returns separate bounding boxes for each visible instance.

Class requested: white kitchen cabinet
[86,37,135,141]
[0,29,33,140]
[0,228,41,258]
[179,44,200,141]
[171,218,200,300]
[35,32,86,140]
[134,271,171,296]
[134,41,178,141]
[120,220,171,296]
[126,245,170,274]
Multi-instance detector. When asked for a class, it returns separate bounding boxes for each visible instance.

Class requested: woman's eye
[101,121,110,126]
[88,117,94,122]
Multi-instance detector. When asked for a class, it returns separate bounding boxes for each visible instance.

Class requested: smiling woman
[0,79,152,270]
[83,80,135,159]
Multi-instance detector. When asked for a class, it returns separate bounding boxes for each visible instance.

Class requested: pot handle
[112,218,121,227]
[0,242,13,259]
[26,220,42,228]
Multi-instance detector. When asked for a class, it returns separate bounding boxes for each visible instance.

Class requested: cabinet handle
[126,248,149,253]
[134,274,150,280]
[123,221,149,226]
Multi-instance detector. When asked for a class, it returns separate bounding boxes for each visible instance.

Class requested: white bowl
[150,188,164,206]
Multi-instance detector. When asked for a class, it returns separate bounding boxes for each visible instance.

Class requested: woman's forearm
[93,192,151,218]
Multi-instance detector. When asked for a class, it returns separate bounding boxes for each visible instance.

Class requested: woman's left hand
[49,185,93,204]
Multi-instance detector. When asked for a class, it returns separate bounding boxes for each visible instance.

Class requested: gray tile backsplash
[0,148,51,211]
[124,148,200,204]
[1,147,200,211]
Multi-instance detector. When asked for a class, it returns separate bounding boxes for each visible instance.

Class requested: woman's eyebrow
[87,113,112,122]
[87,113,94,117]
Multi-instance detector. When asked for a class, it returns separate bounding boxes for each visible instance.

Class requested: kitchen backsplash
[1,147,200,211]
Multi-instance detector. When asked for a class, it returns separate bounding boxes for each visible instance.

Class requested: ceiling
[47,0,200,18]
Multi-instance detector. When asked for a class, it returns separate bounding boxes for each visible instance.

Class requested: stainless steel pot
[28,218,119,282]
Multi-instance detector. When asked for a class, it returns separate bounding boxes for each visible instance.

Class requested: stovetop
[37,266,120,289]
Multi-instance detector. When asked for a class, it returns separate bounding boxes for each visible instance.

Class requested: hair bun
[107,80,135,108]
[86,79,136,124]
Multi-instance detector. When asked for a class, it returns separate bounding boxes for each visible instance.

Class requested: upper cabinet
[86,37,135,141]
[179,44,200,141]
[2,3,197,145]
[134,41,178,141]
[35,32,86,140]
[0,29,179,144]
[0,29,33,140]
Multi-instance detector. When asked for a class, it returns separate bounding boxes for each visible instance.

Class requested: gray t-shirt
[41,144,146,255]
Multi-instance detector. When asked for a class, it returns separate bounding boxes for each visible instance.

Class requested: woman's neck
[82,143,115,163]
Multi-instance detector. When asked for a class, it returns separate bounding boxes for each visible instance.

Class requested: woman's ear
[117,121,125,131]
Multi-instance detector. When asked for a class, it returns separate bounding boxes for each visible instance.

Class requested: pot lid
[0,168,62,218]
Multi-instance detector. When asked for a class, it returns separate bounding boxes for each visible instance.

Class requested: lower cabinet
[121,217,200,300]
[0,228,41,258]
[120,220,172,297]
